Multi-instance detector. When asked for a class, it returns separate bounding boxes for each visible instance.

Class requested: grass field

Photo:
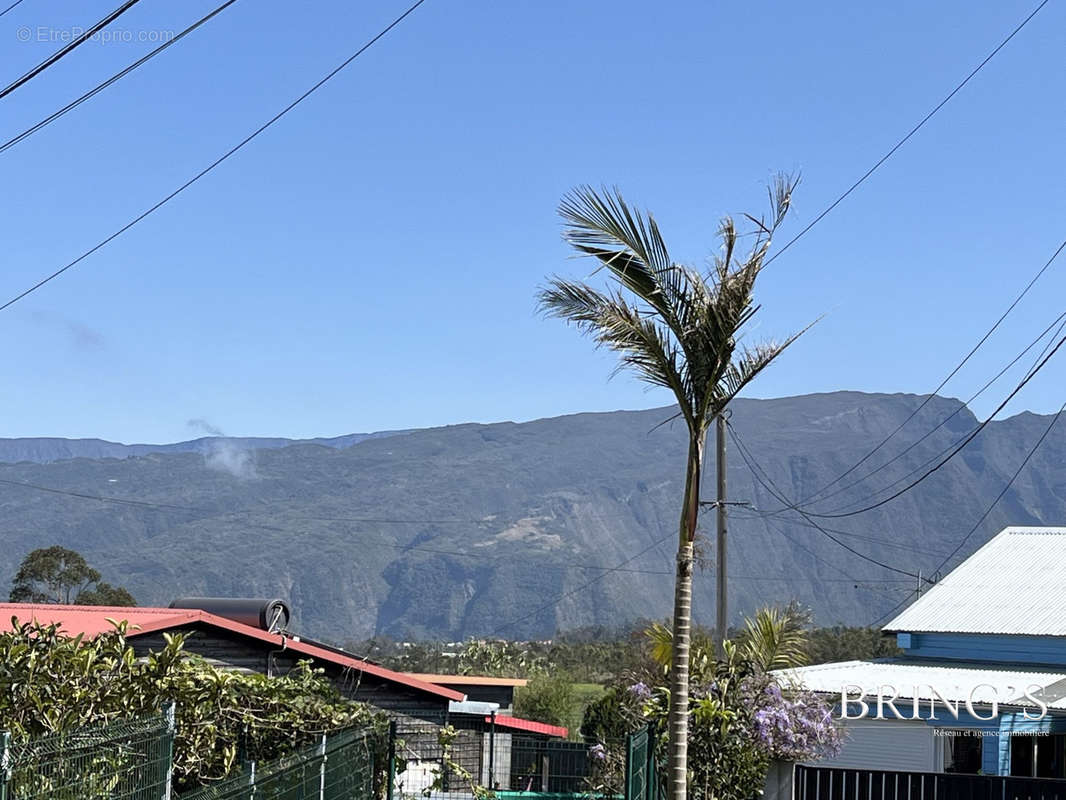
[565,683,606,740]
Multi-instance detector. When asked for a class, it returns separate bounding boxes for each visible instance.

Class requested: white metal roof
[779,658,1066,710]
[884,526,1066,636]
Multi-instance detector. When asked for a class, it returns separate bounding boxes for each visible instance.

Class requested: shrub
[0,618,386,791]
[514,673,575,728]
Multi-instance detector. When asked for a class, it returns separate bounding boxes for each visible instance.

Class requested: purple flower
[628,682,652,701]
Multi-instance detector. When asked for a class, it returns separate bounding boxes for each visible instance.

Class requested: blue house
[782,526,1066,778]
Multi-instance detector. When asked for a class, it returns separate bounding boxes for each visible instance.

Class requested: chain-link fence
[0,709,175,800]
[179,726,379,800]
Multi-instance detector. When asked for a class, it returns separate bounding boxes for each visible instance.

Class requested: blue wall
[898,632,1066,667]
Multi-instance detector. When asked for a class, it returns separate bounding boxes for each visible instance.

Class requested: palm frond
[560,186,671,277]
[537,279,695,424]
[713,317,819,413]
[738,604,811,672]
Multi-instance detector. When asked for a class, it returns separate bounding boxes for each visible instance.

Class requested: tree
[514,673,575,729]
[9,546,136,606]
[736,604,811,672]
[538,177,807,800]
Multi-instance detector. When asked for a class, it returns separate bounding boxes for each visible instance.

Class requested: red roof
[486,715,568,738]
[0,603,464,703]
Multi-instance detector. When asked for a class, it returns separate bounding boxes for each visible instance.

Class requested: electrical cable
[0,0,242,156]
[0,0,430,314]
[727,421,923,580]
[0,0,28,20]
[794,333,1066,519]
[733,510,952,559]
[766,307,1066,515]
[809,314,1066,517]
[929,399,1066,577]
[759,516,914,602]
[764,0,1050,268]
[488,535,674,636]
[783,239,1066,511]
[867,590,917,628]
[0,0,148,102]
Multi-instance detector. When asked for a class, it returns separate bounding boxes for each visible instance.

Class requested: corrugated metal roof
[885,526,1066,636]
[0,603,464,702]
[779,658,1066,709]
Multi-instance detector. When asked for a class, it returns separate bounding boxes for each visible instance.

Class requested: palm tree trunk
[666,434,703,800]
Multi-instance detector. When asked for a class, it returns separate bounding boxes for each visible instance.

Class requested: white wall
[809,718,940,772]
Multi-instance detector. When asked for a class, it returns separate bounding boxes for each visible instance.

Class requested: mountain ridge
[0,391,1058,642]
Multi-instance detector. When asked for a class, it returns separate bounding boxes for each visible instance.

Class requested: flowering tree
[581,640,841,800]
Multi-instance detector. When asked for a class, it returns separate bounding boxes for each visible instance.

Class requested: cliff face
[0,391,1055,641]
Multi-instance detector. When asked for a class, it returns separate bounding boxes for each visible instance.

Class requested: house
[781,526,1066,780]
[0,598,464,716]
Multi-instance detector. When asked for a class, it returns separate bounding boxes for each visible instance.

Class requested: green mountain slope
[0,391,1059,641]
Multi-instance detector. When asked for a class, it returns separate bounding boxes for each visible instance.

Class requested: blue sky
[1,0,1063,443]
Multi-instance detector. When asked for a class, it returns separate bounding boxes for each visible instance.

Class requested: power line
[0,0,242,156]
[867,590,917,629]
[0,0,28,20]
[812,317,1066,517]
[733,510,952,559]
[929,399,1066,576]
[489,535,673,636]
[764,0,1050,267]
[759,517,914,602]
[781,239,1066,511]
[727,421,923,580]
[771,306,1066,514]
[0,472,915,591]
[0,0,148,102]
[0,0,430,314]
[796,333,1066,519]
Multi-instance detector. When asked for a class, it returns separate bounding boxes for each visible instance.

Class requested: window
[1010,733,1066,778]
[943,731,982,774]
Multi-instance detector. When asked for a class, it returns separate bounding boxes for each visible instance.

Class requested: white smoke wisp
[187,418,258,480]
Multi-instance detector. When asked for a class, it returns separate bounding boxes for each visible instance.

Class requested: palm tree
[737,604,812,672]
[538,176,807,800]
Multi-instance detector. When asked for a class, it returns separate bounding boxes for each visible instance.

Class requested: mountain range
[0,391,1061,642]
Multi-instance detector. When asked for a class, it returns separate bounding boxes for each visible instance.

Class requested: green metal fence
[0,708,175,800]
[180,726,378,800]
[623,727,648,800]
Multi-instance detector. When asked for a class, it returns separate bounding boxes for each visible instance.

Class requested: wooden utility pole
[714,413,728,659]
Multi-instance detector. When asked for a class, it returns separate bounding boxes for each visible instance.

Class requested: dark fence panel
[796,764,1066,800]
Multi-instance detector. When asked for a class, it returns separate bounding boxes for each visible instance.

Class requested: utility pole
[714,413,728,659]
[915,570,923,600]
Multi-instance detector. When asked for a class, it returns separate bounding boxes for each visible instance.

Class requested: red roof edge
[485,715,568,738]
[0,603,464,703]
[143,611,467,702]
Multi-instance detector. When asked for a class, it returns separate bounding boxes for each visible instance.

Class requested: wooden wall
[130,625,450,718]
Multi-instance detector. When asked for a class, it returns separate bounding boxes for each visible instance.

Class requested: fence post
[645,722,656,800]
[162,702,176,800]
[488,710,496,791]
[318,734,327,800]
[386,720,397,800]
[0,730,10,800]
[623,728,633,800]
